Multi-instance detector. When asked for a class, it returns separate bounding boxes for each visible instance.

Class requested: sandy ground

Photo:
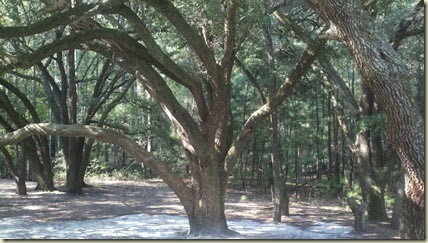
[0,178,399,239]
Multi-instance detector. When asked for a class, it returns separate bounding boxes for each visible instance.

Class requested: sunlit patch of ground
[0,213,356,239]
[0,179,399,239]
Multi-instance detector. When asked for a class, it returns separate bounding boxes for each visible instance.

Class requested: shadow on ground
[0,179,398,239]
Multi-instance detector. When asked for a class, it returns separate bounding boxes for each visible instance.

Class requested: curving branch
[0,78,42,123]
[1,29,107,73]
[0,4,93,38]
[389,0,424,51]
[1,28,177,75]
[118,5,199,89]
[118,5,209,122]
[85,40,210,162]
[0,123,193,209]
[273,9,359,115]
[0,0,127,39]
[142,0,220,85]
[224,37,326,175]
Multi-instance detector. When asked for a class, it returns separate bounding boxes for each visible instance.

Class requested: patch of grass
[240,195,249,202]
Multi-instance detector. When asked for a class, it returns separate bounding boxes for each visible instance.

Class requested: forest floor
[0,178,399,239]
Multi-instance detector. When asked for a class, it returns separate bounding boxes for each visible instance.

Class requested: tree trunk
[327,91,332,180]
[270,111,282,222]
[294,142,299,198]
[104,144,109,164]
[400,174,424,239]
[0,147,27,195]
[392,173,404,230]
[307,1,424,238]
[367,173,388,221]
[367,132,388,221]
[263,21,283,222]
[187,176,229,235]
[250,133,257,187]
[315,82,321,179]
[65,49,85,194]
[0,93,54,191]
[281,187,290,216]
[333,100,340,193]
[347,197,368,232]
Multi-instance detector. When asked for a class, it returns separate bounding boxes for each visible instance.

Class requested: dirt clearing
[0,179,399,239]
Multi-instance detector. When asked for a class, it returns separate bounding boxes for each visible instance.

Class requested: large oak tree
[0,0,424,238]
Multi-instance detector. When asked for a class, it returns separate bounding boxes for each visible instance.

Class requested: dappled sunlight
[0,213,356,239]
[0,179,398,239]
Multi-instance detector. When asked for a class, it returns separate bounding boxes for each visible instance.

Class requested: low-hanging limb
[0,123,193,211]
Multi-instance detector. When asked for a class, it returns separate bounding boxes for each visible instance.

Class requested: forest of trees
[0,0,424,239]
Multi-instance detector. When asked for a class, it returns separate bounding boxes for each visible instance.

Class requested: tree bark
[347,197,368,232]
[306,1,424,238]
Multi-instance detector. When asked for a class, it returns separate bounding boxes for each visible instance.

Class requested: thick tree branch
[86,42,211,163]
[0,78,41,123]
[224,37,326,175]
[118,5,209,123]
[274,9,359,115]
[142,0,220,85]
[118,5,199,89]
[0,0,126,39]
[1,28,182,76]
[0,123,192,208]
[0,4,93,38]
[389,0,424,51]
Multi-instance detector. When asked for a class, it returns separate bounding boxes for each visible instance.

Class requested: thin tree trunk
[250,133,257,187]
[263,21,283,222]
[0,147,27,195]
[315,81,321,179]
[392,173,405,230]
[271,111,282,222]
[367,128,388,221]
[327,91,332,180]
[333,96,340,193]
[294,142,299,199]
